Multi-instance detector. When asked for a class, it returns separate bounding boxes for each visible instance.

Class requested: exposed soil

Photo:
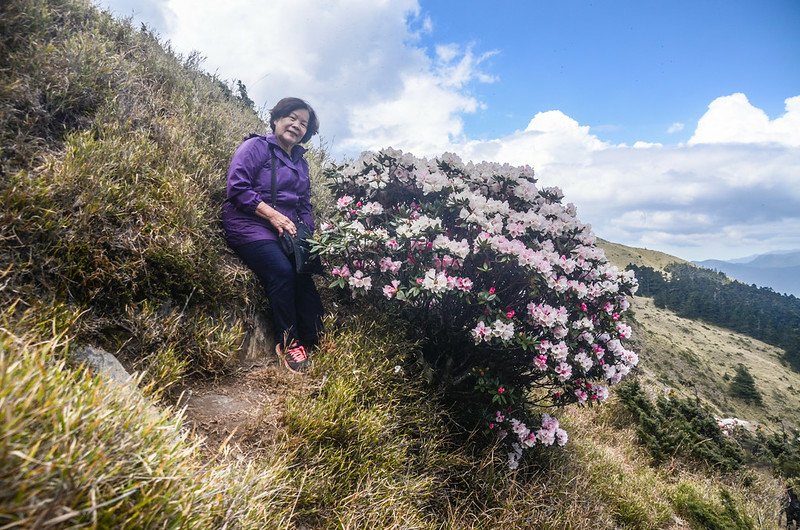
[174,347,306,456]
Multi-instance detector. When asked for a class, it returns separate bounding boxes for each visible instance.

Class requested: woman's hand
[255,201,296,237]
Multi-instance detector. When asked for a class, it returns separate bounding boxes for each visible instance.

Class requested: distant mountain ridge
[695,250,800,297]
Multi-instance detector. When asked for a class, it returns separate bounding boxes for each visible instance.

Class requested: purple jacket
[221,134,314,247]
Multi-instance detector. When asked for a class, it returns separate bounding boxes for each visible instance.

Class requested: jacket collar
[266,133,306,162]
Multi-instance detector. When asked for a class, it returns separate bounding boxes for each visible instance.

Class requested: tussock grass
[1,1,792,528]
[0,327,297,528]
[282,315,456,528]
[1,0,271,381]
[274,313,785,529]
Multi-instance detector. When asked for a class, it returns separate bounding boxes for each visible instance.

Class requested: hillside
[602,245,800,430]
[631,296,800,430]
[1,1,795,528]
[597,238,688,272]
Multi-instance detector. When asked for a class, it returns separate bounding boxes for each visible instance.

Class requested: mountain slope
[631,295,800,430]
[2,1,793,526]
[599,242,800,430]
[597,239,687,272]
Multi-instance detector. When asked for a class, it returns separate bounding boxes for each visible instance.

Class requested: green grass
[0,0,792,528]
[0,327,297,528]
[1,0,269,385]
[671,482,755,530]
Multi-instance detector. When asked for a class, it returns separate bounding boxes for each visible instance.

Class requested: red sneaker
[276,341,309,374]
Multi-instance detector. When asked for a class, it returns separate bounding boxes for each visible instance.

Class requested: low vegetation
[629,263,800,370]
[0,325,298,528]
[1,0,795,528]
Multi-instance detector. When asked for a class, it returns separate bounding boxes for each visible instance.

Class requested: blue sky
[96,0,800,262]
[420,1,800,145]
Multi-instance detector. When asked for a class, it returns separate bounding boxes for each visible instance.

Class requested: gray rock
[243,312,275,361]
[70,345,131,384]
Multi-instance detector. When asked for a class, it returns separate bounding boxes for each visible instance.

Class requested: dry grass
[0,326,298,528]
[598,238,688,272]
[631,296,800,430]
[1,1,794,528]
[1,0,271,386]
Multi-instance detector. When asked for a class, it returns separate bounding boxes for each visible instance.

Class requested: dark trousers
[233,239,324,348]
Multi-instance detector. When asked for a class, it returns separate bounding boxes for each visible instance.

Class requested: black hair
[269,97,320,144]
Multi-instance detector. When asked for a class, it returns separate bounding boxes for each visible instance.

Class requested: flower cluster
[313,148,639,467]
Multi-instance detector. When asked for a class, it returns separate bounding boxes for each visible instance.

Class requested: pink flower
[382,280,400,299]
[612,312,620,321]
[336,195,353,209]
[498,386,506,395]
[379,257,402,273]
[554,362,572,382]
[533,355,548,371]
[506,309,516,319]
[348,270,372,291]
[386,239,399,250]
[331,264,351,278]
[488,287,496,295]
[456,277,473,291]
[471,321,491,343]
[555,428,568,446]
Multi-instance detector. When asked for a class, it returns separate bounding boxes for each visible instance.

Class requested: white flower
[360,201,384,215]
[348,270,372,291]
[421,269,449,294]
[492,320,515,341]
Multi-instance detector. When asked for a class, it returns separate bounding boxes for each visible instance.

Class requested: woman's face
[274,108,310,151]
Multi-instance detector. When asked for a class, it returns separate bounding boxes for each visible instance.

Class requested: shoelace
[286,344,307,362]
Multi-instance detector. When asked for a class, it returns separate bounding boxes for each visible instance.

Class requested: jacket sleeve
[226,139,264,214]
[297,158,315,232]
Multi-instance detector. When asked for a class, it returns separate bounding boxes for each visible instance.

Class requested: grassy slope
[598,240,800,430]
[0,1,791,528]
[597,238,688,272]
[631,295,800,430]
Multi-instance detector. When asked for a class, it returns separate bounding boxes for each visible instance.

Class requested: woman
[222,97,324,373]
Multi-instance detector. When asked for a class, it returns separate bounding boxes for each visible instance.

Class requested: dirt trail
[174,344,304,456]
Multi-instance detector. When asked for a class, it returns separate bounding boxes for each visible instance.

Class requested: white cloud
[438,95,800,261]
[457,110,607,168]
[98,0,497,157]
[667,122,684,134]
[689,93,800,146]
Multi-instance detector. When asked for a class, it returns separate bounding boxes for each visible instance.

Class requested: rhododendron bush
[313,148,639,468]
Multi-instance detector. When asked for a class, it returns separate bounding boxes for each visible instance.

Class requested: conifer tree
[729,364,763,405]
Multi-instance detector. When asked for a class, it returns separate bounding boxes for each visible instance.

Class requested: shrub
[729,364,763,406]
[313,148,639,466]
[616,379,746,472]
